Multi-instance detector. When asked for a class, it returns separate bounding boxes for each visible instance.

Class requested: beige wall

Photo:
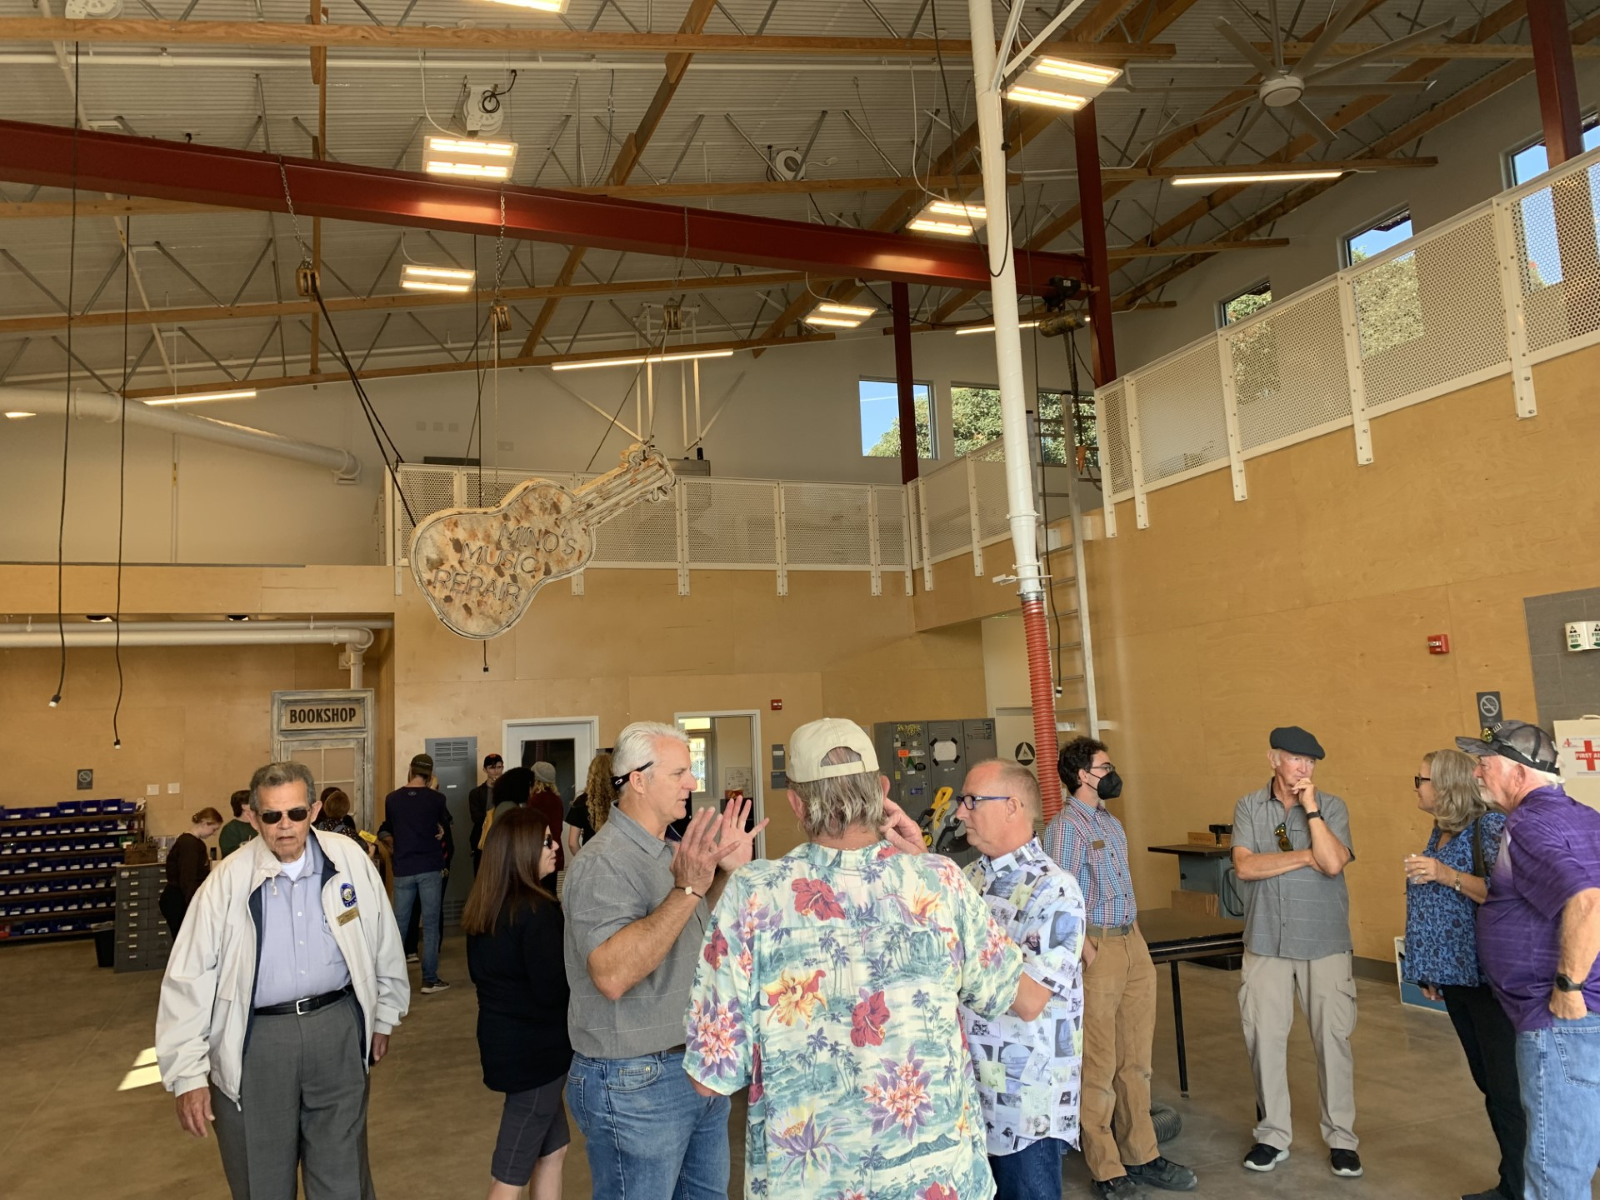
[1076,345,1600,960]
[0,563,987,857]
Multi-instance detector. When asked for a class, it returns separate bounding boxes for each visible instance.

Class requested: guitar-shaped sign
[409,443,674,639]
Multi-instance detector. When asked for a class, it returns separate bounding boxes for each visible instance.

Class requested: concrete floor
[1,937,1591,1200]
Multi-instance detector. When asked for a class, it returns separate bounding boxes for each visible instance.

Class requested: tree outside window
[860,378,936,459]
[947,385,1095,467]
[1345,209,1424,357]
[1220,280,1272,327]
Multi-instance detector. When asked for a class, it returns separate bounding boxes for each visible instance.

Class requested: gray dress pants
[212,994,376,1200]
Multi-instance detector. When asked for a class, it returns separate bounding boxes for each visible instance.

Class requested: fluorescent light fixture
[480,0,567,9]
[1172,170,1345,187]
[804,301,878,329]
[909,198,987,237]
[400,264,476,294]
[143,389,258,406]
[423,136,518,181]
[1033,58,1122,87]
[956,319,1043,335]
[551,348,735,372]
[3,410,36,419]
[1005,58,1121,112]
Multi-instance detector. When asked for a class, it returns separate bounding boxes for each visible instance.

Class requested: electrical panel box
[872,718,999,828]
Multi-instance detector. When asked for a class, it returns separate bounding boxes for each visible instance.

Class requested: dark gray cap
[1270,726,1325,760]
[1456,720,1559,772]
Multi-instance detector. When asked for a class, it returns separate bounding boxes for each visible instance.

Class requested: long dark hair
[461,805,554,935]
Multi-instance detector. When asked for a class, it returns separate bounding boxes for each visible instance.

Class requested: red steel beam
[1527,0,1584,164]
[1073,101,1116,384]
[0,120,1085,292]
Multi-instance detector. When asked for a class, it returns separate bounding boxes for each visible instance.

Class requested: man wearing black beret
[1230,727,1360,1181]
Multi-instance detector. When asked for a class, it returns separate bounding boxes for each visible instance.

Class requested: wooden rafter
[0,269,840,336]
[1116,5,1600,308]
[0,19,1173,61]
[925,0,1396,325]
[516,0,717,358]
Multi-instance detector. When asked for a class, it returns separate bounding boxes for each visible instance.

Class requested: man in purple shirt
[1463,719,1600,1200]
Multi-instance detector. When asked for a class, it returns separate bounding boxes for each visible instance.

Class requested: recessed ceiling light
[423,136,518,181]
[1171,170,1345,187]
[143,389,257,406]
[400,264,476,294]
[909,199,987,237]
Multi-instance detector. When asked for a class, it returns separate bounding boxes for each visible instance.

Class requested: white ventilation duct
[2,388,361,482]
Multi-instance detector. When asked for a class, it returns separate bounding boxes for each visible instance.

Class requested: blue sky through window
[1509,124,1600,288]
[1347,210,1413,263]
[859,378,933,457]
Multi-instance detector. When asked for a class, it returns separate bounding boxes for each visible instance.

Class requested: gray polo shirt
[563,805,708,1059]
[1232,784,1355,960]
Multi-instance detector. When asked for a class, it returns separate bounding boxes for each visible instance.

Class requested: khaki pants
[1080,926,1160,1181]
[1238,949,1359,1152]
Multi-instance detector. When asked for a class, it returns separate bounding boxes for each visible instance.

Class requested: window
[859,377,936,459]
[1507,115,1600,186]
[1219,280,1272,327]
[946,385,1095,467]
[1343,207,1413,267]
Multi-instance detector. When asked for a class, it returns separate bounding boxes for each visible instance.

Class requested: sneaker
[1462,1191,1509,1200]
[1243,1143,1289,1172]
[405,952,419,964]
[1125,1156,1198,1191]
[1093,1177,1147,1198]
[1330,1149,1363,1178]
[420,979,451,994]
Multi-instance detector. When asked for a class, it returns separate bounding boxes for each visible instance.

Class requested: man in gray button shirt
[1231,726,1360,1181]
[563,720,765,1200]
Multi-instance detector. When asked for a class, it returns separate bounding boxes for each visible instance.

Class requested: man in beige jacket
[156,760,409,1200]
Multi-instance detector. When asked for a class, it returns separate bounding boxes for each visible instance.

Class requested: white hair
[789,746,883,839]
[612,721,688,781]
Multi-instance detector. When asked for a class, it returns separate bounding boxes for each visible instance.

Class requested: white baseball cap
[787,718,880,783]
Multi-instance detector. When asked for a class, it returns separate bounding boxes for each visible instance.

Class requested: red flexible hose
[1022,597,1063,820]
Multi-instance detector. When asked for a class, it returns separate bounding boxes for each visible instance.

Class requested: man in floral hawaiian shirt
[684,717,1050,1200]
[958,758,1088,1200]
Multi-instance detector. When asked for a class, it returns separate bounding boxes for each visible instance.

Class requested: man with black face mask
[1045,737,1196,1198]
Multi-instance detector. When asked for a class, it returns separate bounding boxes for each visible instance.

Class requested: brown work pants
[1080,925,1160,1182]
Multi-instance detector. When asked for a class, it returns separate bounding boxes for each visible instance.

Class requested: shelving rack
[0,800,144,943]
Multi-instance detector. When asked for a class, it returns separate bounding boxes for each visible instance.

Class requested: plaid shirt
[1042,795,1137,928]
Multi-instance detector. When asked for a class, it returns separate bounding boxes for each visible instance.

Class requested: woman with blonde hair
[464,806,571,1200]
[564,750,616,861]
[1402,747,1521,1200]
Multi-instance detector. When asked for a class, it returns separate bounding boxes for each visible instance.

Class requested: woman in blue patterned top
[1402,748,1522,1200]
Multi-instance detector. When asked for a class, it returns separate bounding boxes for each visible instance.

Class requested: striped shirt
[1232,785,1355,960]
[1043,795,1138,927]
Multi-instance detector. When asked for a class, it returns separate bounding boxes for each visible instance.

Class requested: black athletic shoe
[1243,1143,1289,1172]
[1125,1156,1198,1191]
[1330,1149,1363,1178]
[1461,1190,1509,1200]
[1093,1177,1147,1199]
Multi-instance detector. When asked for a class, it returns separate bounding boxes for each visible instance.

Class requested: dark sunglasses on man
[258,806,311,825]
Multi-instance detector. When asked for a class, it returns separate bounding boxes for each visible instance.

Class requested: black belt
[255,985,353,1017]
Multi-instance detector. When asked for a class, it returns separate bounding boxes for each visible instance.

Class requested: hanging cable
[417,53,454,135]
[50,42,83,711]
[112,213,133,748]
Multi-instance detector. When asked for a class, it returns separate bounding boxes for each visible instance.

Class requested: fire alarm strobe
[1427,634,1451,655]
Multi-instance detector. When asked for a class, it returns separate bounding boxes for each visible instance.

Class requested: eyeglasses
[954,794,1010,813]
[1087,763,1117,775]
[258,807,310,825]
[1413,775,1431,789]
[1273,822,1293,852]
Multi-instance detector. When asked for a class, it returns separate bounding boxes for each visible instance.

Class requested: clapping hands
[670,798,770,895]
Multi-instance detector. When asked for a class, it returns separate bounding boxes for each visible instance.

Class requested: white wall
[1110,66,1600,374]
[0,324,1080,566]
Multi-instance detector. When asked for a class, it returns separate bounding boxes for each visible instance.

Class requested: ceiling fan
[1143,0,1454,146]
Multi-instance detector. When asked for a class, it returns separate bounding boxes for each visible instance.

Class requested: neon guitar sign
[408,443,674,639]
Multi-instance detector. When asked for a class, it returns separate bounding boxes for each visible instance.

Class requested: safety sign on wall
[1555,716,1600,814]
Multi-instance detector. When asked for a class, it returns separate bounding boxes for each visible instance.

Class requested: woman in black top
[159,807,222,937]
[563,750,615,862]
[463,806,571,1200]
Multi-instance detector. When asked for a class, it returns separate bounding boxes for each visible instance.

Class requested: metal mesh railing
[1094,143,1600,531]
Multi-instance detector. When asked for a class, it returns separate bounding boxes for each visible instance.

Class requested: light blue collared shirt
[253,834,352,1009]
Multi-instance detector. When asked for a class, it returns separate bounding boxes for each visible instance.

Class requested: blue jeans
[1517,1011,1600,1200]
[566,1050,730,1200]
[392,870,443,985]
[989,1137,1066,1200]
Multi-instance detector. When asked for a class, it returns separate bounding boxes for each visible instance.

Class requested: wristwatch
[1556,973,1584,993]
[1306,811,1324,822]
[680,885,704,900]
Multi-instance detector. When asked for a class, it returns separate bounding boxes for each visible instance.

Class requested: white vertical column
[1492,197,1539,418]
[1335,275,1375,465]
